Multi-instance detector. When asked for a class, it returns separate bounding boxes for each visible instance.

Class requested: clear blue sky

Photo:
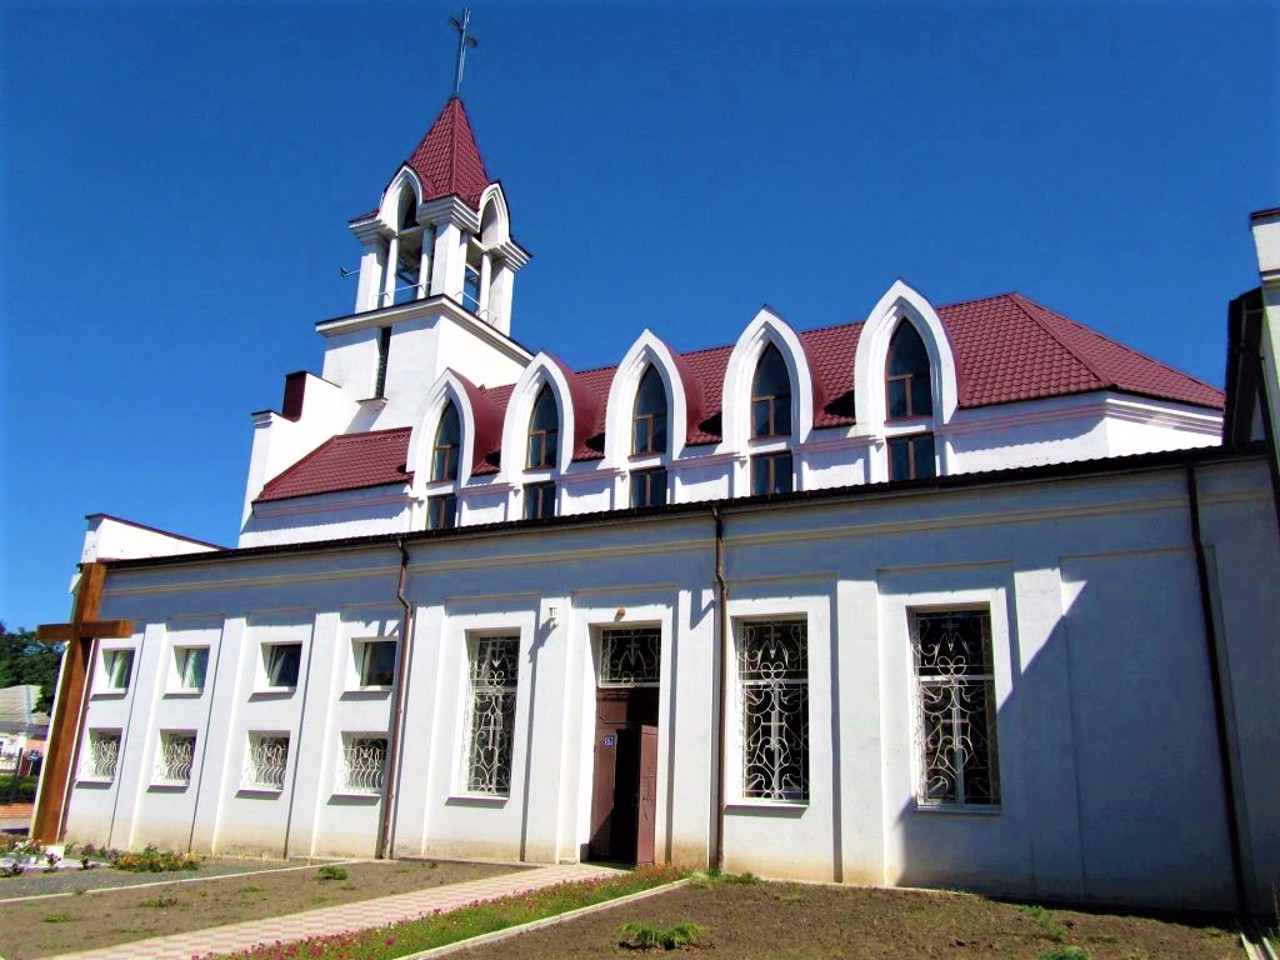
[2,1,1276,630]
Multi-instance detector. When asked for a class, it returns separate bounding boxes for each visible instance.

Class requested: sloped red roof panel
[406,96,492,208]
[255,428,412,503]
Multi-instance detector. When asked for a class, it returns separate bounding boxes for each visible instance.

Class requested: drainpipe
[712,506,729,872]
[1183,464,1250,914]
[377,539,415,860]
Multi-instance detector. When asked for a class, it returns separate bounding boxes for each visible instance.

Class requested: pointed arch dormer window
[751,344,792,439]
[633,367,668,456]
[631,366,669,508]
[432,402,461,482]
[527,385,559,469]
[885,321,936,481]
[750,344,794,496]
[886,322,933,420]
[427,400,461,531]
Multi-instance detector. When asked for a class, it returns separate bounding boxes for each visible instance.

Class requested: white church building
[35,94,1280,915]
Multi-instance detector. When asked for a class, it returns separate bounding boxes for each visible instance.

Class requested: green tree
[0,621,64,713]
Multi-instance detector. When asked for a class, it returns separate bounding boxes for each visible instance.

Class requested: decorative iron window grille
[738,621,808,802]
[357,639,397,688]
[337,736,387,795]
[598,628,661,687]
[911,610,1000,807]
[154,732,196,786]
[176,647,208,691]
[102,649,134,691]
[82,730,121,782]
[242,734,289,792]
[262,643,302,688]
[462,637,519,795]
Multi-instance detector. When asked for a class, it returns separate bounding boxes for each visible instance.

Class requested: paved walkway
[47,862,620,960]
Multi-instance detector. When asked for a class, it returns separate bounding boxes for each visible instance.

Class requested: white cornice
[316,296,534,366]
[420,195,480,233]
[495,239,531,271]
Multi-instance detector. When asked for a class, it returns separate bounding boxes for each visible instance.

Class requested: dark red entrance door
[588,688,658,864]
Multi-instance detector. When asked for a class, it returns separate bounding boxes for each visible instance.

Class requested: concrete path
[47,862,620,960]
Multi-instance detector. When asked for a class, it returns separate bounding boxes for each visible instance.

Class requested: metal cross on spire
[449,7,479,96]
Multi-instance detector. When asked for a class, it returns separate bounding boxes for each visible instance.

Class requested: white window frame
[335,733,388,796]
[241,732,290,793]
[170,646,209,695]
[80,729,122,783]
[258,642,303,691]
[352,637,397,690]
[152,730,197,787]
[98,647,135,694]
[909,605,1001,811]
[459,634,521,797]
[733,617,809,805]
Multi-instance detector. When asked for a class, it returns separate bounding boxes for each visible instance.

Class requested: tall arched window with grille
[428,400,461,530]
[885,321,936,480]
[525,385,559,520]
[750,344,793,496]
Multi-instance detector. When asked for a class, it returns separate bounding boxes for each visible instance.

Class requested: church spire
[406,97,492,209]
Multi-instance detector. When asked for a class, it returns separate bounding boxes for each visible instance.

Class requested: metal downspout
[712,506,728,872]
[377,539,414,860]
[1184,464,1250,915]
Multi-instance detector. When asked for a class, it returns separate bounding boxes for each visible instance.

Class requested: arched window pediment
[604,331,692,465]
[722,307,815,450]
[853,280,960,432]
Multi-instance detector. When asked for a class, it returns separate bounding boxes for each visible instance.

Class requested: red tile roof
[255,293,1223,503]
[256,428,411,502]
[350,97,493,225]
[407,97,491,208]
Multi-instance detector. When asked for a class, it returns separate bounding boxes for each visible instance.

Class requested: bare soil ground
[4,858,518,960]
[0,855,328,899]
[457,879,1243,960]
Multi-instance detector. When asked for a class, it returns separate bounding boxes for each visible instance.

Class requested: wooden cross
[31,563,134,842]
[449,7,479,96]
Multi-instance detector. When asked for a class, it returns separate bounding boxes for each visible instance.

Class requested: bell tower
[347,95,528,337]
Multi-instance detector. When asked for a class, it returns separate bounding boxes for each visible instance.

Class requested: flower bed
[202,864,684,960]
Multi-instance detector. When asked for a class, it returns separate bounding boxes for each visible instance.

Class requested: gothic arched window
[886,322,933,420]
[751,344,792,439]
[431,401,461,482]
[527,385,559,469]
[632,366,668,456]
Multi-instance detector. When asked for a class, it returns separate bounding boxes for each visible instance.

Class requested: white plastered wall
[74,457,1280,911]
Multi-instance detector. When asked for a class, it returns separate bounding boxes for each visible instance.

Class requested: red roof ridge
[936,290,1021,312]
[1011,292,1225,398]
[1003,293,1109,388]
